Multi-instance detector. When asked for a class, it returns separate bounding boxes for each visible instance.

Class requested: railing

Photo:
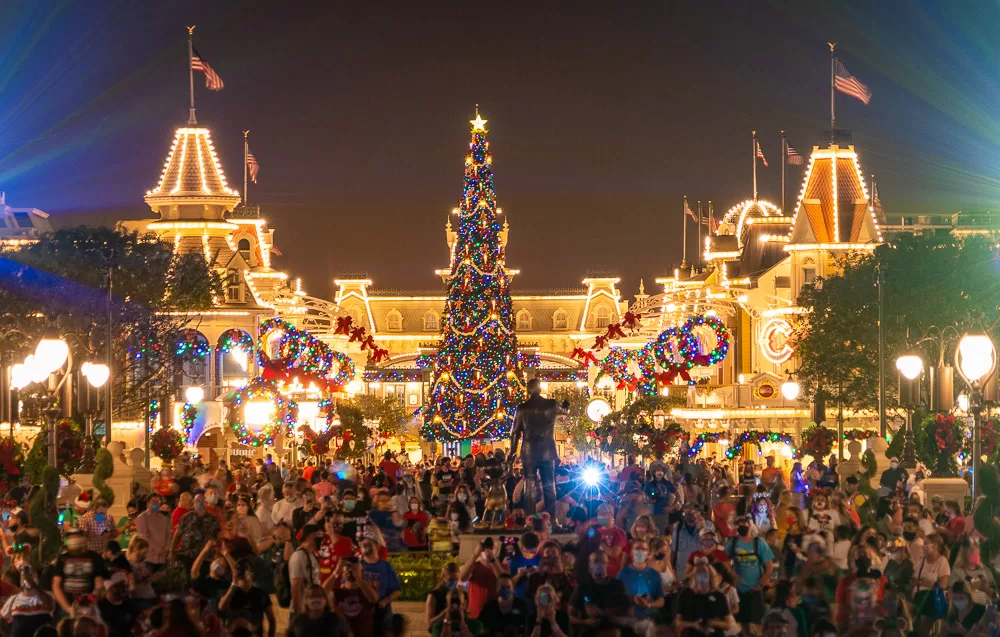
[229,203,260,219]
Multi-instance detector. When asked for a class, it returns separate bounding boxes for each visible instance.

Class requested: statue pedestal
[867,437,892,491]
[837,441,864,488]
[921,477,969,513]
[102,442,133,519]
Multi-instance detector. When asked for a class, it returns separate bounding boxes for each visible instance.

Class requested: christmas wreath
[843,429,879,442]
[921,413,964,477]
[55,419,85,474]
[634,422,687,459]
[800,424,836,460]
[150,427,185,462]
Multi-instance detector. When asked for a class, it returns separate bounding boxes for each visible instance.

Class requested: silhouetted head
[527,379,541,396]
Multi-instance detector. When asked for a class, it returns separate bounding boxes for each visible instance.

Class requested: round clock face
[586,397,612,423]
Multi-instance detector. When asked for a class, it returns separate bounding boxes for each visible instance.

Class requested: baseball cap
[104,571,128,590]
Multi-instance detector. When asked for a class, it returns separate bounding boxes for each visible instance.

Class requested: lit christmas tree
[421,109,526,442]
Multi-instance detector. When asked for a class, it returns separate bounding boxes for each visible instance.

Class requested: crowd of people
[0,440,993,637]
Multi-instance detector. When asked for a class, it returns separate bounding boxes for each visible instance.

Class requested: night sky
[3,0,1000,299]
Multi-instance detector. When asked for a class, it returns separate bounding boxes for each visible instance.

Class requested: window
[346,306,363,326]
[516,310,532,331]
[386,310,403,332]
[12,212,32,228]
[384,383,405,405]
[237,238,252,263]
[552,310,569,330]
[802,268,817,284]
[423,311,439,331]
[225,270,243,302]
[590,305,611,329]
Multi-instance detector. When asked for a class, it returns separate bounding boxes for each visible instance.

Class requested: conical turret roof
[144,127,241,214]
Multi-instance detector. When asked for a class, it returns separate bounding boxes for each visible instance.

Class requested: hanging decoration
[635,422,687,458]
[298,425,335,457]
[842,429,879,442]
[150,428,185,462]
[148,400,160,430]
[258,317,356,391]
[758,318,795,364]
[217,329,254,355]
[173,329,210,360]
[180,403,198,445]
[575,313,731,394]
[800,424,836,460]
[226,378,299,447]
[921,413,964,477]
[333,315,391,363]
[687,430,796,460]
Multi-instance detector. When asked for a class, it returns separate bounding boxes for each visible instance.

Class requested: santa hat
[74,491,91,510]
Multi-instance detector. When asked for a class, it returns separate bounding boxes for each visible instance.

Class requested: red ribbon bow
[622,312,642,330]
[334,315,354,336]
[348,326,367,343]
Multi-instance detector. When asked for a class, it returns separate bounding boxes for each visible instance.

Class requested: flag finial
[187,25,196,35]
[828,41,836,52]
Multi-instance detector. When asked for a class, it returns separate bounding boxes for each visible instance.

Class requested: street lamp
[184,385,205,404]
[781,378,800,401]
[34,327,69,376]
[79,362,111,473]
[956,332,997,499]
[895,352,923,468]
[652,408,666,428]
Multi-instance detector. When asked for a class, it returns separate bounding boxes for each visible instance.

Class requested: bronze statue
[509,378,569,519]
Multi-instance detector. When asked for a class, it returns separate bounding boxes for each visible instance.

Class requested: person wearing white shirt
[271,482,302,528]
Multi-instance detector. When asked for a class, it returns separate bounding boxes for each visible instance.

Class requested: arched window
[590,304,612,329]
[423,311,439,331]
[552,310,569,331]
[386,310,403,332]
[516,310,532,331]
[346,306,363,326]
[237,238,251,263]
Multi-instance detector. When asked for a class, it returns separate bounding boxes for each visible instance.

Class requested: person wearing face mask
[271,482,304,530]
[459,538,507,620]
[338,489,368,541]
[115,500,138,550]
[686,528,730,569]
[134,494,171,572]
[644,462,677,534]
[879,457,908,495]
[616,538,665,624]
[426,563,461,627]
[936,499,966,545]
[169,493,222,580]
[316,512,355,584]
[202,486,230,538]
[478,573,529,635]
[369,491,406,552]
[77,497,117,554]
[190,538,237,611]
[360,535,402,631]
[671,503,705,580]
[430,588,483,637]
[126,537,158,610]
[526,541,573,616]
[675,563,733,637]
[51,529,109,616]
[591,503,627,577]
[287,582,351,637]
[568,550,626,629]
[289,524,324,619]
[944,579,986,636]
[402,497,430,550]
[913,533,951,632]
[725,515,774,635]
[1,567,54,637]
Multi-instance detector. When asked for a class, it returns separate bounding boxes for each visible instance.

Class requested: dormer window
[553,310,569,331]
[386,310,403,332]
[237,238,251,263]
[589,305,611,329]
[516,310,532,331]
[225,270,243,302]
[423,311,439,331]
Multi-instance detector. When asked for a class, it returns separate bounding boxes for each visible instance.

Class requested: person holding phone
[432,588,483,637]
[460,538,508,619]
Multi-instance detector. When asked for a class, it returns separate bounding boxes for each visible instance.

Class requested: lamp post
[652,408,666,429]
[955,332,997,499]
[33,322,72,469]
[79,362,110,472]
[895,353,923,469]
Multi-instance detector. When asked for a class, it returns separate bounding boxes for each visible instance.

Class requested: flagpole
[752,130,758,201]
[243,130,249,207]
[829,42,836,131]
[187,26,196,125]
[697,201,703,264]
[681,196,688,269]
[708,200,713,238]
[781,130,786,213]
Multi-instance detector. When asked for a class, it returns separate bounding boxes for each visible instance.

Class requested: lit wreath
[217,329,254,355]
[228,378,299,447]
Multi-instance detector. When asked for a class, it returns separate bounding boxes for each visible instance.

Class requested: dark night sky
[4,0,1000,299]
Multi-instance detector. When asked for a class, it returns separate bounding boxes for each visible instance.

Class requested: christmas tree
[421,109,526,441]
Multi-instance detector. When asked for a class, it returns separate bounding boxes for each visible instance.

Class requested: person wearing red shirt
[713,486,737,538]
[402,497,430,550]
[617,456,643,486]
[759,456,785,492]
[686,528,730,568]
[834,551,886,633]
[378,452,401,487]
[302,462,316,484]
[593,504,628,577]
[317,513,355,584]
[458,539,507,619]
[938,500,966,544]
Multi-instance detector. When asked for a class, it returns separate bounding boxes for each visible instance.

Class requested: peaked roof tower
[144,127,241,219]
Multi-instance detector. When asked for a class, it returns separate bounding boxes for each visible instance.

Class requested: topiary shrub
[29,466,61,568]
[93,448,115,506]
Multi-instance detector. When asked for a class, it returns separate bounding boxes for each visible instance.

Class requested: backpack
[275,547,313,608]
[727,537,762,580]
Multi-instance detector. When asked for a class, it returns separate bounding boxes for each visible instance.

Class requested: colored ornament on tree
[420,110,527,442]
[226,378,299,447]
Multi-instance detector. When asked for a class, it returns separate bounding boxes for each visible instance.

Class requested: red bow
[348,326,367,343]
[655,369,692,385]
[570,347,587,361]
[580,351,598,366]
[76,595,96,603]
[606,323,627,340]
[360,335,377,351]
[622,312,642,330]
[334,315,354,335]
[371,347,390,363]
[592,335,609,350]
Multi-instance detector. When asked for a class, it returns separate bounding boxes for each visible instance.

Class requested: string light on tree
[421,108,527,442]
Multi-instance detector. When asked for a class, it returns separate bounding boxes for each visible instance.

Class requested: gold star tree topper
[470,105,488,133]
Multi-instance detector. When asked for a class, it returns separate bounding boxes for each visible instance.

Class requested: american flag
[872,180,885,223]
[247,149,260,183]
[835,60,871,105]
[684,198,697,221]
[786,142,804,166]
[756,140,768,167]
[191,48,224,91]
